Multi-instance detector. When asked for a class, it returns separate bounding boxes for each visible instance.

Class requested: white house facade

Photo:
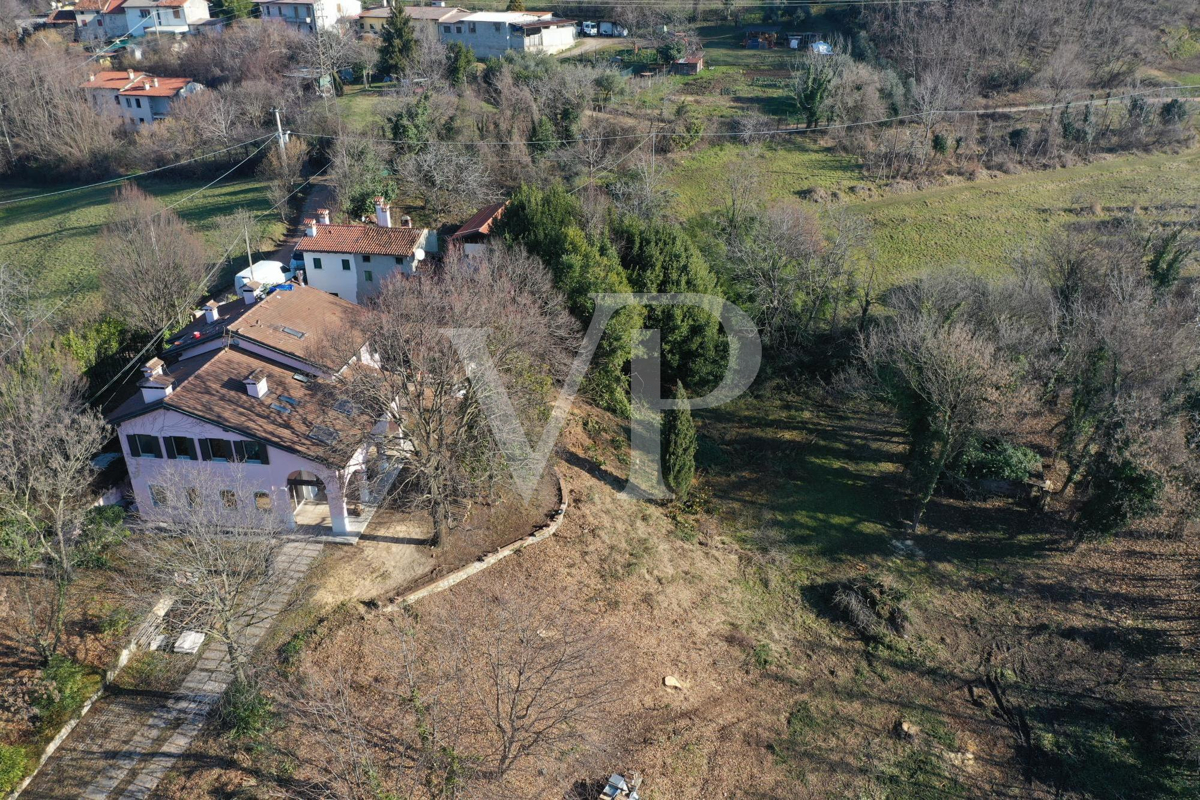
[81,70,204,127]
[255,0,362,32]
[109,283,388,538]
[295,200,436,305]
[436,11,575,58]
[122,0,211,36]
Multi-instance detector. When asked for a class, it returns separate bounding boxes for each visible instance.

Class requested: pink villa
[108,282,393,540]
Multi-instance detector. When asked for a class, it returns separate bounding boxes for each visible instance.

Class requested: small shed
[671,55,704,76]
[743,24,780,49]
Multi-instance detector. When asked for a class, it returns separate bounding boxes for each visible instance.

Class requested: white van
[233,260,295,293]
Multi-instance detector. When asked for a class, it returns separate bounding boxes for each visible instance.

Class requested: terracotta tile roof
[295,224,424,258]
[109,348,370,465]
[75,0,127,12]
[43,9,76,22]
[118,76,197,98]
[168,283,368,371]
[81,70,146,89]
[401,5,466,19]
[451,201,506,240]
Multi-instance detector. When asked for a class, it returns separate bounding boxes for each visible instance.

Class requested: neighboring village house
[110,282,389,538]
[74,0,131,42]
[255,0,363,33]
[437,11,575,58]
[356,4,465,36]
[448,200,506,258]
[81,69,204,126]
[295,200,436,305]
[122,0,211,37]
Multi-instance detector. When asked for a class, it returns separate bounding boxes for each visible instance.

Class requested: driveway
[268,180,334,267]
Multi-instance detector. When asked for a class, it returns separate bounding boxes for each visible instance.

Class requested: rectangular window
[185,487,200,509]
[365,270,373,282]
[172,8,179,17]
[199,438,235,462]
[98,17,102,25]
[341,258,351,271]
[443,24,450,32]
[220,490,237,509]
[164,436,197,460]
[254,491,272,512]
[115,95,120,104]
[135,98,142,108]
[149,484,169,507]
[139,9,149,16]
[455,25,462,33]
[362,254,370,262]
[127,433,162,459]
[468,21,475,33]
[234,440,270,465]
[312,256,322,270]
[125,97,132,107]
[493,21,502,32]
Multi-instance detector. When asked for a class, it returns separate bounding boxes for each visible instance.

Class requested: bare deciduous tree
[394,142,498,224]
[332,244,576,545]
[861,300,1015,532]
[258,138,309,221]
[98,184,211,336]
[124,464,287,683]
[0,359,110,658]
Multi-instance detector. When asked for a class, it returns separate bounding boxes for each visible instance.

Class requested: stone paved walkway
[22,540,324,800]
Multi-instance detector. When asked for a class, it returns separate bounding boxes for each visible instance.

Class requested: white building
[234,260,297,294]
[74,0,131,42]
[122,0,211,36]
[80,70,204,127]
[295,200,436,305]
[110,283,389,538]
[255,0,362,33]
[436,11,575,58]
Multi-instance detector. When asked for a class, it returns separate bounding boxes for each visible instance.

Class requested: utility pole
[244,221,254,274]
[273,107,288,152]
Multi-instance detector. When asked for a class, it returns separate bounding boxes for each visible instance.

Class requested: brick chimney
[399,214,412,228]
[203,300,220,323]
[374,197,391,228]
[243,369,268,398]
[317,208,331,224]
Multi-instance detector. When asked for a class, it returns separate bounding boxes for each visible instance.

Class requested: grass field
[0,175,284,319]
[669,142,1200,283]
[858,148,1200,280]
[667,139,864,217]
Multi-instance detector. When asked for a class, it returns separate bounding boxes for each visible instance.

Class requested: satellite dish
[413,248,426,262]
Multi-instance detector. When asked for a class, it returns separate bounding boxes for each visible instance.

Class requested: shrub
[75,505,130,569]
[0,745,28,795]
[34,656,96,733]
[1077,456,1162,540]
[950,436,1040,482]
[219,678,275,741]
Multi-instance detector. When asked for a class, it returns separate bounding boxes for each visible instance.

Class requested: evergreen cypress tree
[663,382,697,503]
[378,4,418,78]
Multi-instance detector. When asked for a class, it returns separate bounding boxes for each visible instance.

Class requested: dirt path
[267,179,333,266]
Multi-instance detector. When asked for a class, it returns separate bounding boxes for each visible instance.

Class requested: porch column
[325,474,349,535]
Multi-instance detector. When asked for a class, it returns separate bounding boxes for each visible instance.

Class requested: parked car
[580,20,597,36]
[599,21,613,36]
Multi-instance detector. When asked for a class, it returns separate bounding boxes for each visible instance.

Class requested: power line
[0,135,274,208]
[88,162,333,407]
[288,84,1197,151]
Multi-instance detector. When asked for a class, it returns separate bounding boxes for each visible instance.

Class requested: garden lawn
[0,176,283,319]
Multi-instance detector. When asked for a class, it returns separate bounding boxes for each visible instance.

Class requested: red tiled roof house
[81,69,203,126]
[294,200,437,305]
